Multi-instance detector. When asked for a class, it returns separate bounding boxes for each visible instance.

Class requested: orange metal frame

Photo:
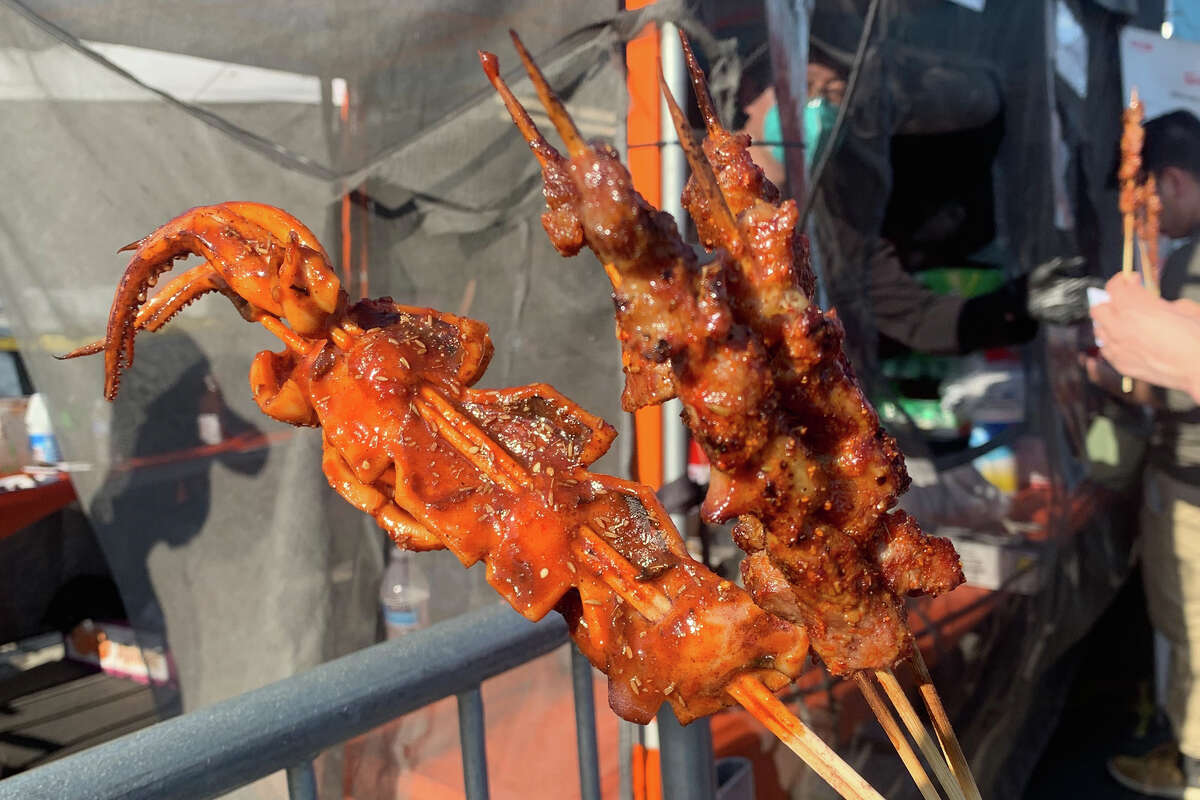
[624,5,663,799]
[625,3,663,496]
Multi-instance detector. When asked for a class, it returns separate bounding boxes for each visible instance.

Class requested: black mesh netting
[769,1,1141,798]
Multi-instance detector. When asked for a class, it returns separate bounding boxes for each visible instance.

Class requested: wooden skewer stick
[1123,214,1135,277]
[727,677,885,800]
[910,650,984,800]
[853,673,943,800]
[508,30,587,157]
[1121,218,1135,394]
[1120,215,1136,392]
[875,670,968,800]
[1138,234,1160,297]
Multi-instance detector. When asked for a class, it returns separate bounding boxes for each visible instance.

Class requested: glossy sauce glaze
[301,298,809,723]
[486,37,964,676]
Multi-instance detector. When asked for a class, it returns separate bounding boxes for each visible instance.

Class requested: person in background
[1085,110,1200,798]
[1091,271,1200,404]
[741,55,1085,359]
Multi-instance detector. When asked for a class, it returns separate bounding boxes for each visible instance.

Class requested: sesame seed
[467,445,480,454]
[664,683,676,695]
[539,567,549,578]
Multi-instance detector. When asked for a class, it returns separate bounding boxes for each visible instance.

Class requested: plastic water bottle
[196,374,223,446]
[380,546,430,639]
[377,546,433,772]
[24,393,60,465]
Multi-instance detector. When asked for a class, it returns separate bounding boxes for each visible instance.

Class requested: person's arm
[867,241,966,355]
[1088,272,1200,405]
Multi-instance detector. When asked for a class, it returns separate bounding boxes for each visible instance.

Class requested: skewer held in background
[1138,236,1159,296]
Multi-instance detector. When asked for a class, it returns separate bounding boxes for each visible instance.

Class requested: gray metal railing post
[570,646,602,800]
[285,761,317,800]
[457,686,490,800]
[657,704,716,800]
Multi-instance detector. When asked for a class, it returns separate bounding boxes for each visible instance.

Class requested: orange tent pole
[624,8,664,800]
[625,2,663,493]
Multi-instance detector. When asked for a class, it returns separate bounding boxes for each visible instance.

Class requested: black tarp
[777,1,1147,797]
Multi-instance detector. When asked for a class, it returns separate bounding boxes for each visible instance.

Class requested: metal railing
[0,602,728,800]
[0,603,571,800]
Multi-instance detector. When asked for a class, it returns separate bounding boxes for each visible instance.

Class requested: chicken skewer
[1119,89,1144,286]
[661,51,967,800]
[671,34,978,800]
[63,202,885,800]
[485,36,925,675]
[485,30,977,799]
[1118,88,1165,393]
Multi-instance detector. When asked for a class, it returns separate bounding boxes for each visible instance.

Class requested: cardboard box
[938,527,1043,595]
[0,396,30,474]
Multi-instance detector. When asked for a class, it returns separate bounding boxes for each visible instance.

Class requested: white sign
[1120,27,1200,120]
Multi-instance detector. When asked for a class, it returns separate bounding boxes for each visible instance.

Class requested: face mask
[763,103,785,165]
[804,97,840,170]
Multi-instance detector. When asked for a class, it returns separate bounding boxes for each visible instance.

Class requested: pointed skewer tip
[676,28,721,132]
[478,51,499,79]
[507,29,586,156]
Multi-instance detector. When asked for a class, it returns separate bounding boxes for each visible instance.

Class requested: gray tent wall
[0,2,632,797]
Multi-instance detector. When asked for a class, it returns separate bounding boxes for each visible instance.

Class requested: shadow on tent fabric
[87,331,266,715]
